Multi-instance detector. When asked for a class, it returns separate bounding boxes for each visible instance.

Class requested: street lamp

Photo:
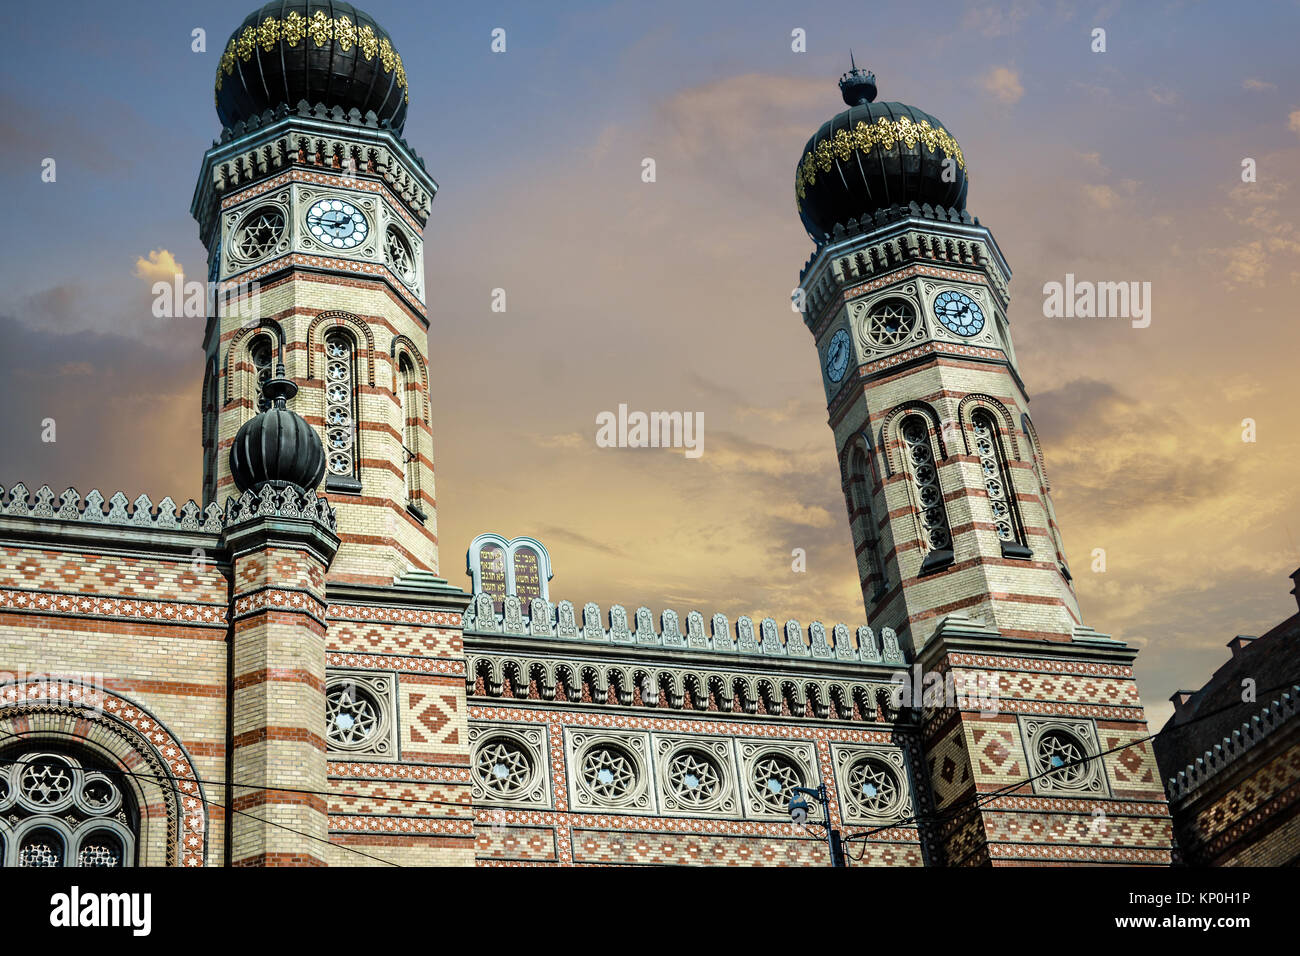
[788,784,846,867]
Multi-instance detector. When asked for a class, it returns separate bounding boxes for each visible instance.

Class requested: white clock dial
[306,198,369,249]
[825,328,851,384]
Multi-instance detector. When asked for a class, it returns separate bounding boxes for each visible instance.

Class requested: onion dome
[215,1,409,133]
[230,370,327,495]
[795,62,969,243]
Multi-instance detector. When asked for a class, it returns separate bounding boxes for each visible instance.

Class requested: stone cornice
[191,108,437,243]
[916,613,1139,671]
[327,578,471,614]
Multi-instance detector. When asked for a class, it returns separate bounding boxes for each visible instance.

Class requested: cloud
[537,526,628,559]
[1147,86,1179,106]
[1030,378,1244,517]
[963,1,1035,37]
[1077,151,1109,173]
[1083,184,1119,209]
[0,312,200,502]
[981,66,1025,104]
[1242,78,1275,91]
[1290,110,1300,135]
[133,249,184,284]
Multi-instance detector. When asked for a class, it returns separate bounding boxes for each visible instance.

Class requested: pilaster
[221,489,340,866]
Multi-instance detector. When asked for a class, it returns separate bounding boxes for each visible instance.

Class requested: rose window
[864,298,917,347]
[846,758,901,817]
[474,739,533,798]
[580,746,636,802]
[668,750,721,807]
[1037,730,1088,787]
[752,754,804,812]
[326,684,379,748]
[20,757,75,809]
[385,226,416,285]
[234,207,285,260]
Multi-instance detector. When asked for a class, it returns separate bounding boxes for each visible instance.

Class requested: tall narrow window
[1023,418,1067,575]
[202,360,219,505]
[248,335,273,412]
[972,410,1031,559]
[324,331,359,482]
[900,416,953,572]
[850,448,885,594]
[399,355,421,511]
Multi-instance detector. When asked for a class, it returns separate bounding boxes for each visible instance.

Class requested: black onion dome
[215,1,409,133]
[796,66,969,243]
[230,377,327,494]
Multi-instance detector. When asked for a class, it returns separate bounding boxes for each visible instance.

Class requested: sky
[1,0,1298,728]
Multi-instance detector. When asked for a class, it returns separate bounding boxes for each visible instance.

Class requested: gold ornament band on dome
[215,11,408,105]
[794,115,966,203]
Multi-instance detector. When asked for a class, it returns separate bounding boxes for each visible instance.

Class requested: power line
[5,672,1293,867]
[841,674,1300,862]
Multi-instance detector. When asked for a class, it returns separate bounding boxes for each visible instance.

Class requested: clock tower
[795,65,1172,864]
[192,1,438,588]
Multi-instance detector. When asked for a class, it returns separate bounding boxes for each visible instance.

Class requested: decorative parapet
[467,646,905,722]
[223,486,337,532]
[0,482,338,536]
[0,483,223,533]
[1166,685,1299,802]
[462,592,905,666]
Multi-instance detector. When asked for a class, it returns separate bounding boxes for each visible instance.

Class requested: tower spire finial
[838,54,877,107]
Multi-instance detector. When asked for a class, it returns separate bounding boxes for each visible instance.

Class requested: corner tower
[796,65,1172,865]
[796,64,1078,650]
[192,0,438,587]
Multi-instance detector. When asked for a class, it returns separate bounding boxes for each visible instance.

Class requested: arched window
[1023,416,1069,576]
[324,331,360,482]
[0,749,138,867]
[900,415,953,573]
[849,447,886,595]
[972,410,1031,559]
[248,334,274,413]
[202,358,218,504]
[398,354,422,511]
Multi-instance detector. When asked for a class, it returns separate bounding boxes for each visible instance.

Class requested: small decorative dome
[795,63,969,243]
[215,1,409,133]
[230,374,327,494]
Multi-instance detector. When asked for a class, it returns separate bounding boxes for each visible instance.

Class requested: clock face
[934,290,985,336]
[825,328,851,383]
[306,198,368,249]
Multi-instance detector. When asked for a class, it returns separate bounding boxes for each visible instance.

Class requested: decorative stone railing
[463,592,905,665]
[1,483,224,533]
[0,483,336,535]
[1166,685,1298,801]
[223,486,337,532]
